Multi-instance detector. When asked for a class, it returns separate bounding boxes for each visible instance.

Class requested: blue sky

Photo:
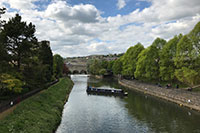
[0,0,200,57]
[31,0,151,17]
[67,0,151,17]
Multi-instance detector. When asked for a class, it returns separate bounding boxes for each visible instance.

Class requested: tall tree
[135,38,166,81]
[88,59,102,75]
[159,34,182,81]
[121,43,144,77]
[0,14,37,71]
[53,54,64,78]
[38,41,53,82]
[175,22,200,87]
[112,59,122,75]
[0,7,6,29]
[151,37,167,51]
[135,46,159,81]
[0,7,9,73]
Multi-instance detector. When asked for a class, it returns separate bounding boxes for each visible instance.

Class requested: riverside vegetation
[0,77,73,132]
[0,8,69,101]
[88,21,200,89]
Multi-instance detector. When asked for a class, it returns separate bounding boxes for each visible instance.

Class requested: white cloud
[45,1,101,23]
[0,0,200,57]
[117,0,126,10]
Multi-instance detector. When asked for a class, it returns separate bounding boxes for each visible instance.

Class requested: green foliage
[151,37,167,51]
[23,57,48,89]
[134,38,166,81]
[0,7,6,29]
[107,60,115,70]
[175,35,194,68]
[112,59,122,75]
[174,22,200,86]
[101,60,108,69]
[0,73,23,94]
[121,43,144,77]
[53,54,64,78]
[88,59,102,75]
[0,77,73,133]
[99,69,107,75]
[0,14,38,70]
[135,45,159,81]
[175,67,199,86]
[38,41,53,82]
[159,35,182,81]
[0,13,56,97]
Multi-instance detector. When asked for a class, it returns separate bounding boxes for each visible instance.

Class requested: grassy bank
[0,77,73,133]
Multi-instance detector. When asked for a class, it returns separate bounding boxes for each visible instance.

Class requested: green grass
[0,77,73,133]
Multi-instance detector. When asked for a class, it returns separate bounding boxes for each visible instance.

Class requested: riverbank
[0,77,73,133]
[119,79,200,112]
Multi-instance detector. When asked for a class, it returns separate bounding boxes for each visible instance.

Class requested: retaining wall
[119,79,200,112]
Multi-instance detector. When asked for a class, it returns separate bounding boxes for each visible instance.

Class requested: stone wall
[119,79,200,112]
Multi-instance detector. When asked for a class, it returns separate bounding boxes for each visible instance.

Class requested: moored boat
[86,86,128,96]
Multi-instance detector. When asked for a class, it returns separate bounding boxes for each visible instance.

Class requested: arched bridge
[66,64,87,74]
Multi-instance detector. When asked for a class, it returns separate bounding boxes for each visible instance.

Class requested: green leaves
[121,43,144,77]
[0,13,56,96]
[175,67,199,86]
[159,35,182,81]
[112,59,122,75]
[173,22,200,86]
[0,73,24,93]
[135,45,160,81]
[1,14,37,70]
[53,54,64,78]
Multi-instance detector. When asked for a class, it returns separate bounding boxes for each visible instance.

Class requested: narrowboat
[86,86,128,96]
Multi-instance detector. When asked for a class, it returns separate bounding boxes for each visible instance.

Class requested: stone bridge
[66,64,87,74]
[65,55,118,74]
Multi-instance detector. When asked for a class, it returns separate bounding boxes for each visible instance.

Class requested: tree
[38,41,53,82]
[175,67,199,86]
[112,59,122,75]
[0,73,23,94]
[101,60,108,69]
[135,46,159,81]
[0,7,6,29]
[135,38,166,81]
[107,60,115,70]
[88,59,102,75]
[175,21,200,86]
[0,14,38,71]
[151,37,166,51]
[121,43,144,77]
[53,54,64,78]
[159,35,182,81]
[0,7,9,73]
[63,63,70,75]
[99,69,106,75]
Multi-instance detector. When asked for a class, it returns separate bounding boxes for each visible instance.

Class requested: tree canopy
[121,43,144,77]
[159,35,182,81]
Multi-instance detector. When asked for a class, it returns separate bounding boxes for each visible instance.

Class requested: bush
[99,69,106,75]
[0,73,24,94]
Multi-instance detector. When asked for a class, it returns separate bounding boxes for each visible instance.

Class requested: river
[56,75,200,133]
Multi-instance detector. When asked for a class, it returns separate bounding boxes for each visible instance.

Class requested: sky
[0,0,200,57]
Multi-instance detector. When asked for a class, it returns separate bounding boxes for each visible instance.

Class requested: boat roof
[89,87,122,91]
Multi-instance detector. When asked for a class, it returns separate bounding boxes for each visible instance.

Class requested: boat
[86,86,128,96]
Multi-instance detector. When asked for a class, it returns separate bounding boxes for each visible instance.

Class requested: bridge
[66,64,87,74]
[65,57,88,74]
[65,55,119,74]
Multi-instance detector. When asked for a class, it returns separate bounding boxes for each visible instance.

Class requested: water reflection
[57,75,200,133]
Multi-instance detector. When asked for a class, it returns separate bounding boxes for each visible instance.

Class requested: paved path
[119,79,200,112]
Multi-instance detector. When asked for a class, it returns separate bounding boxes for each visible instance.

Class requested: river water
[56,75,200,133]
